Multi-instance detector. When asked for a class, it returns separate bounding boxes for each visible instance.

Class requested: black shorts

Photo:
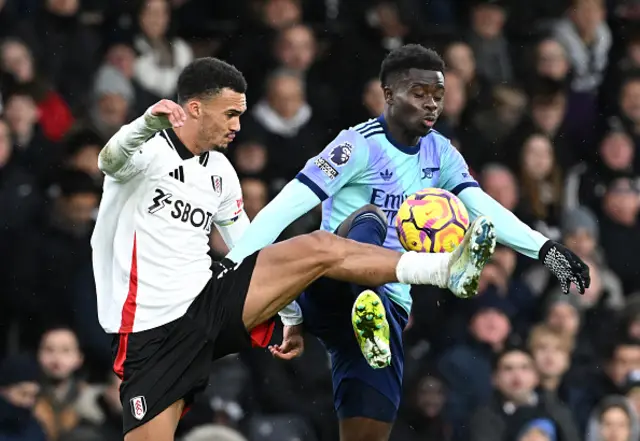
[110,252,275,435]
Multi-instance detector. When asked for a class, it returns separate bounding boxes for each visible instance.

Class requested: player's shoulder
[424,129,451,145]
[202,150,238,178]
[330,118,383,149]
[349,118,385,140]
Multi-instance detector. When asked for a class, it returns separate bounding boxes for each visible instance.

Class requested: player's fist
[268,325,304,360]
[149,99,187,128]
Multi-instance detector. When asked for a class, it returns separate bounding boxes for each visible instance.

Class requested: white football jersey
[91,128,244,333]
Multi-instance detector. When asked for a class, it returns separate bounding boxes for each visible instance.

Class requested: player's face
[386,69,444,137]
[198,89,246,151]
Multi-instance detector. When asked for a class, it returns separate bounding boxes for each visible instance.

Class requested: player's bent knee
[357,204,387,225]
[356,204,388,227]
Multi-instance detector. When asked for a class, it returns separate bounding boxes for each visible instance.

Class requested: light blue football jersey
[296,115,479,313]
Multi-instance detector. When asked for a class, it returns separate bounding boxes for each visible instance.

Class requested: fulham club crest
[212,175,222,195]
[130,396,147,420]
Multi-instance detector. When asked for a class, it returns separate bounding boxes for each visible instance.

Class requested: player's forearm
[225,179,321,263]
[458,187,548,259]
[98,109,170,175]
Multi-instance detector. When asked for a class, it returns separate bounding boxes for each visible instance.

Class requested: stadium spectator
[90,65,134,140]
[243,69,326,189]
[585,395,639,441]
[272,24,337,127]
[241,178,268,221]
[516,133,564,241]
[553,0,612,93]
[62,129,104,185]
[232,140,269,181]
[438,290,516,436]
[468,346,579,441]
[599,177,640,294]
[34,327,85,441]
[0,354,46,441]
[528,325,573,397]
[479,164,521,212]
[100,39,158,116]
[391,370,452,441]
[467,0,513,85]
[3,88,61,184]
[564,130,636,212]
[8,0,101,109]
[0,38,74,142]
[622,370,640,420]
[133,0,194,99]
[442,41,492,114]
[617,75,640,153]
[534,38,571,84]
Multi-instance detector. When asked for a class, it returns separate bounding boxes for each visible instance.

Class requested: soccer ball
[395,188,470,253]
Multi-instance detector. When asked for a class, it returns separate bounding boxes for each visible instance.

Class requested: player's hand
[539,240,590,294]
[268,325,304,360]
[149,99,187,128]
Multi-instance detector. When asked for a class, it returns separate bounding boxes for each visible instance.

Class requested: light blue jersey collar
[376,114,422,155]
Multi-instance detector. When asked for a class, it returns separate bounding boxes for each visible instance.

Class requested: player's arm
[438,140,590,294]
[98,100,186,181]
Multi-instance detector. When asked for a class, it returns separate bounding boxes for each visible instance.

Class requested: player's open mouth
[424,118,436,127]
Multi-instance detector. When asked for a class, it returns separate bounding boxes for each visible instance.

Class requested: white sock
[395,251,450,287]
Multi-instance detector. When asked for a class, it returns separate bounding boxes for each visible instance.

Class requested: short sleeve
[296,130,369,200]
[213,156,244,225]
[437,139,479,195]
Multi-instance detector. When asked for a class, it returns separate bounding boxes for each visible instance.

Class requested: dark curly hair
[379,44,445,87]
[177,57,247,103]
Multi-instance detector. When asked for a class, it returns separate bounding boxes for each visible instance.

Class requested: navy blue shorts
[298,277,408,422]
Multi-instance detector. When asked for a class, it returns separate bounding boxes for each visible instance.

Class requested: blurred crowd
[1,0,640,440]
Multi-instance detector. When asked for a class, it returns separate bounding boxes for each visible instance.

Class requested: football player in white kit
[91,57,497,441]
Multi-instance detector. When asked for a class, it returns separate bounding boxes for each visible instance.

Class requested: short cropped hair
[177,57,247,103]
[528,324,574,353]
[379,44,445,86]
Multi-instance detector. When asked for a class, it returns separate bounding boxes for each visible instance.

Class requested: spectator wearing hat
[517,418,558,441]
[438,289,517,437]
[0,354,47,441]
[585,395,639,441]
[468,346,579,441]
[89,65,135,140]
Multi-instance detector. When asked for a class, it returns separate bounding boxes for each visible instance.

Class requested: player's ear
[383,85,394,105]
[186,100,201,118]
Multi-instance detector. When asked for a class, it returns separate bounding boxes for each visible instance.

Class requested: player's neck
[172,126,201,156]
[383,112,420,147]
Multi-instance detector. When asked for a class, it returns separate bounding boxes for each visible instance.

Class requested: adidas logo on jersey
[380,169,393,181]
[169,166,185,183]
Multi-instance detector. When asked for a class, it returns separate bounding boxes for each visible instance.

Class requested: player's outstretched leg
[240,215,497,332]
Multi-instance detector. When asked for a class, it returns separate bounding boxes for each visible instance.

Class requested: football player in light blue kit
[227,45,590,441]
